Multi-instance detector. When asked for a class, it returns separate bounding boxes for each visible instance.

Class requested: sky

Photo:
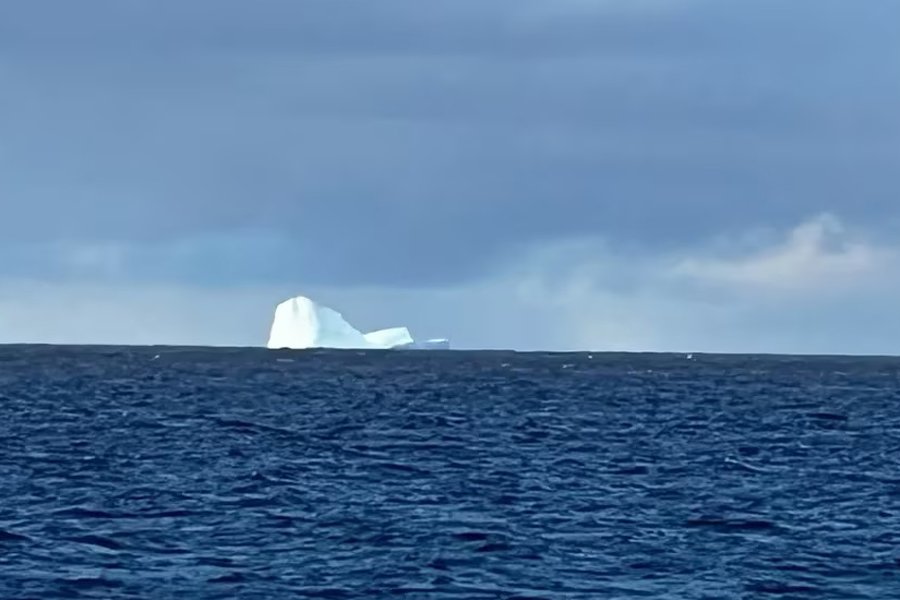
[1,0,899,353]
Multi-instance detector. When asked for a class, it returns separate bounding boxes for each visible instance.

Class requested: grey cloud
[0,1,708,58]
[1,0,898,287]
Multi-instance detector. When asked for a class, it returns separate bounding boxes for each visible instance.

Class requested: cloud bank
[2,214,898,354]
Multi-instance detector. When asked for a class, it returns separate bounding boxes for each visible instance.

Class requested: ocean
[1,345,898,598]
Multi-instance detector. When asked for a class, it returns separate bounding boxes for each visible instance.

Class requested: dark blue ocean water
[1,346,899,599]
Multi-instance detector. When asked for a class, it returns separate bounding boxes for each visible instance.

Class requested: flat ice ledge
[394,338,451,350]
[266,295,449,350]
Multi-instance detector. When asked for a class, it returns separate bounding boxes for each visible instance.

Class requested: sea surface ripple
[1,346,900,598]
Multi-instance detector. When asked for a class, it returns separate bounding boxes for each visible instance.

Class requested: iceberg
[394,338,451,350]
[266,295,449,350]
[363,327,415,348]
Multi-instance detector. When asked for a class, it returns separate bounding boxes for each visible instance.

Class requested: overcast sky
[2,0,899,353]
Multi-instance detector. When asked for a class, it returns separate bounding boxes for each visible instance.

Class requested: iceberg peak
[266,295,448,350]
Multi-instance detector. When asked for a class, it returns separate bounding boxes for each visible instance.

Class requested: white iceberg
[395,338,451,350]
[363,326,415,349]
[266,295,449,350]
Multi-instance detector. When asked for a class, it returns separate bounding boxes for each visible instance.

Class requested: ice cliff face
[363,327,415,349]
[266,296,448,350]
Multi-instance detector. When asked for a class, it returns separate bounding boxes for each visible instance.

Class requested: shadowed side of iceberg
[266,295,450,350]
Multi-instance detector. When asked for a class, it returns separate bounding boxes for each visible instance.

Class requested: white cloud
[669,214,892,294]
[465,213,900,353]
